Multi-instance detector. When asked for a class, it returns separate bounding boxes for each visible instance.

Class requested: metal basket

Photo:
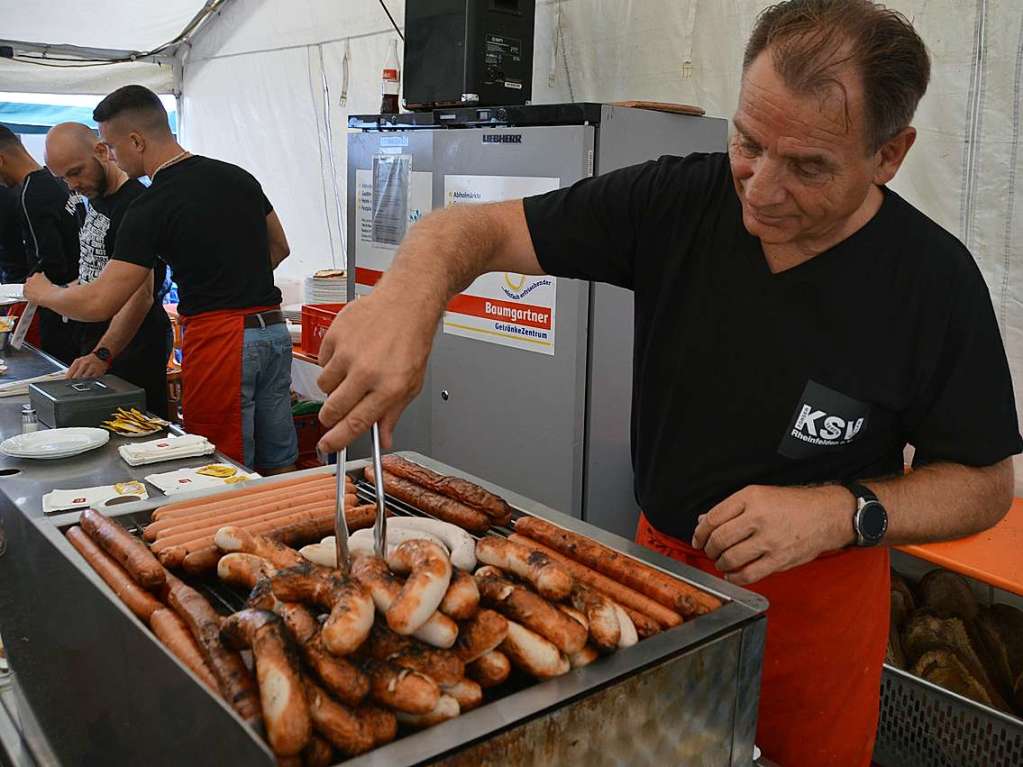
[874,664,1023,767]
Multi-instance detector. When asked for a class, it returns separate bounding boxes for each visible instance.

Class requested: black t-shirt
[75,179,170,354]
[524,152,1023,540]
[0,184,28,282]
[18,168,81,285]
[112,155,282,316]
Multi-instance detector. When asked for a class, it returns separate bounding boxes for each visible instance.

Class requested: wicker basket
[874,664,1023,767]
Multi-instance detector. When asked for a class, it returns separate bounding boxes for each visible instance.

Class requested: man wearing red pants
[310,2,1021,764]
[26,86,297,473]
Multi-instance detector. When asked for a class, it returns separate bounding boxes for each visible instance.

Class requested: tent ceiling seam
[185,27,401,65]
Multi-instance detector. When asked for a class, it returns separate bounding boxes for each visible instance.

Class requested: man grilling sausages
[25,86,298,473]
[44,122,171,419]
[311,1,1021,764]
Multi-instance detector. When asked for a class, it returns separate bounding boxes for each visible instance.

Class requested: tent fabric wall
[0,57,175,96]
[180,0,1023,492]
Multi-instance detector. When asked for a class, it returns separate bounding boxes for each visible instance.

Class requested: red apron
[180,305,278,465]
[636,513,888,767]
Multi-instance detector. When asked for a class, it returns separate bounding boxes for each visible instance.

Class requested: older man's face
[729,50,881,250]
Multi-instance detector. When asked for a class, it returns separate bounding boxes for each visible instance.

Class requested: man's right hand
[66,353,110,380]
[315,287,441,452]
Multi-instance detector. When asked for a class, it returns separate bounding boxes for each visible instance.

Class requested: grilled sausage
[221,609,311,757]
[300,735,334,767]
[513,517,721,617]
[249,584,370,706]
[79,508,165,590]
[568,645,600,669]
[181,509,370,575]
[440,678,483,712]
[66,526,163,623]
[570,585,620,652]
[304,678,374,756]
[355,704,397,747]
[149,608,220,694]
[501,620,570,679]
[394,694,460,729]
[508,534,682,629]
[439,570,480,620]
[351,554,458,649]
[612,603,638,648]
[358,657,441,714]
[145,484,343,540]
[163,573,262,727]
[466,650,511,688]
[381,454,514,526]
[385,517,477,571]
[475,536,571,601]
[454,609,509,663]
[385,540,453,635]
[364,465,490,533]
[558,604,588,632]
[476,571,587,655]
[151,474,340,520]
[217,552,276,589]
[623,606,661,639]
[270,564,374,656]
[152,500,341,554]
[214,527,305,569]
[366,622,465,686]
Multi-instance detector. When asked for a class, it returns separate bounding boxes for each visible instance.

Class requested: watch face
[859,501,888,541]
[94,348,111,362]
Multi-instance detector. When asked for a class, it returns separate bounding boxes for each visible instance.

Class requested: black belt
[243,309,286,329]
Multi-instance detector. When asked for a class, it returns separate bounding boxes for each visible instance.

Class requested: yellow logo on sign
[504,273,526,291]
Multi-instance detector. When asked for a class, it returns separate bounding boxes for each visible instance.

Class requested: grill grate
[874,665,1023,767]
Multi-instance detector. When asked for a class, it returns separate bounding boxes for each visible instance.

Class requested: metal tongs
[333,423,388,575]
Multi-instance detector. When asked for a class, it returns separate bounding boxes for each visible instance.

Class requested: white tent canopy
[1,0,1022,490]
[0,0,210,51]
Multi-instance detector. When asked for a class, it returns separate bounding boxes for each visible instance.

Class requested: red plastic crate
[301,303,345,358]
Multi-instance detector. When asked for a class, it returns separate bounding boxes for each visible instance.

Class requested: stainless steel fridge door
[428,125,595,517]
[346,130,435,457]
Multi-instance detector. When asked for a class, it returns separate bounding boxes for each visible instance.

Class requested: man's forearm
[38,282,119,322]
[377,202,534,312]
[93,283,153,357]
[864,459,1014,546]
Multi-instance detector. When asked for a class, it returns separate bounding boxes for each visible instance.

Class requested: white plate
[1,427,110,459]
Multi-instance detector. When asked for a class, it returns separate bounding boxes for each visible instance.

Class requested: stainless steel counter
[0,345,246,522]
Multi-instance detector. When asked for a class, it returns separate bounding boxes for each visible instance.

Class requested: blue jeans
[241,323,298,470]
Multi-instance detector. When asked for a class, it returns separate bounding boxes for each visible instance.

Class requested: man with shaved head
[0,126,82,363]
[27,86,296,472]
[45,122,170,417]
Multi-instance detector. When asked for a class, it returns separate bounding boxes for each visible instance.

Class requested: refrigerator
[347,103,727,539]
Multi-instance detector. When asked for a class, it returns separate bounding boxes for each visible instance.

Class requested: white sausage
[501,620,570,679]
[312,528,449,566]
[612,603,638,648]
[385,541,452,635]
[385,517,477,571]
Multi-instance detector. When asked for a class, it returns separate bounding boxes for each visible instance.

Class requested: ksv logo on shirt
[779,380,871,460]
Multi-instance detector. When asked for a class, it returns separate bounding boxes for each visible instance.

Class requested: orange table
[897,497,1023,597]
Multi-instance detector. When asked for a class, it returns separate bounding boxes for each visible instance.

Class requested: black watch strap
[93,347,112,363]
[843,480,878,504]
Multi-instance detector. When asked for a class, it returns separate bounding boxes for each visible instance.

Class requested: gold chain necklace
[152,150,191,177]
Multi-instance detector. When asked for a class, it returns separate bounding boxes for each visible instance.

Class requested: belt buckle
[250,311,267,330]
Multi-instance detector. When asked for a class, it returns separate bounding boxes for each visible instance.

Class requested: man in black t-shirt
[0,126,82,364]
[309,3,1021,765]
[44,122,171,418]
[26,87,296,472]
[0,184,28,283]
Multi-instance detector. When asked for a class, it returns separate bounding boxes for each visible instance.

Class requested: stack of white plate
[304,270,348,304]
[0,427,109,460]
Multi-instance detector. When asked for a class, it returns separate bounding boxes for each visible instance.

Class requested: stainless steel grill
[2,453,768,766]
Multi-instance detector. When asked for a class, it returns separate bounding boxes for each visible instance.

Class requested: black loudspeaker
[404,0,536,110]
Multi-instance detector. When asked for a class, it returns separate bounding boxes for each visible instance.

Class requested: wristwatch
[843,481,888,547]
[92,347,113,364]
